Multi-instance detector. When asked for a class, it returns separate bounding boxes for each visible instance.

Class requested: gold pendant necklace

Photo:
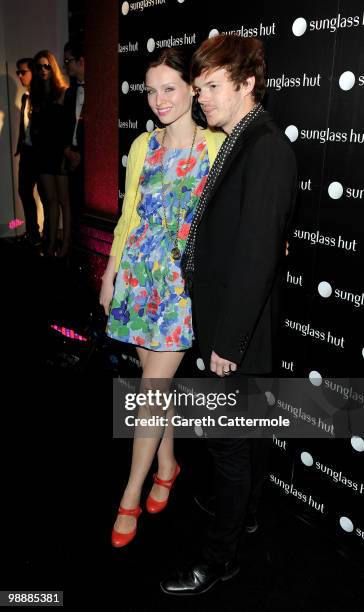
[160,124,197,260]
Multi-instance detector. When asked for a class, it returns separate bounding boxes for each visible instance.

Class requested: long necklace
[160,124,197,260]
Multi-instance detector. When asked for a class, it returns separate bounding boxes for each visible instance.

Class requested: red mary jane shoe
[146,464,181,514]
[111,505,142,548]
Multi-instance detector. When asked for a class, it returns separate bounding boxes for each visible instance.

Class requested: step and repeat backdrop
[115,0,364,560]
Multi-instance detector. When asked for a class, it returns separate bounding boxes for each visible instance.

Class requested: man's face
[63,50,82,78]
[194,67,251,134]
[16,63,32,88]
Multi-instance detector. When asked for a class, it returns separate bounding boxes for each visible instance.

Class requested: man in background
[15,57,43,246]
[63,39,85,243]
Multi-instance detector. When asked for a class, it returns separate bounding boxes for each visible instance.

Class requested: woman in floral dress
[100,48,224,547]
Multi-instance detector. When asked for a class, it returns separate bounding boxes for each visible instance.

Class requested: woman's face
[36,56,52,81]
[145,64,192,125]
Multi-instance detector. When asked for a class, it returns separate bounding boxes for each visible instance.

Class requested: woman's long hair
[31,49,68,109]
[146,47,207,128]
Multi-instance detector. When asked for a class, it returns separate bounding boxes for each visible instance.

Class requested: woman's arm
[109,133,149,271]
[99,255,117,315]
[99,132,148,314]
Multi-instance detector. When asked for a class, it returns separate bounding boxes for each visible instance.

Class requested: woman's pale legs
[113,349,183,535]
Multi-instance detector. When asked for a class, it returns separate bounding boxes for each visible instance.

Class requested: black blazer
[63,85,84,155]
[192,111,297,374]
[15,93,28,156]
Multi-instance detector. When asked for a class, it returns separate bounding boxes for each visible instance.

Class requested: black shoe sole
[160,566,240,596]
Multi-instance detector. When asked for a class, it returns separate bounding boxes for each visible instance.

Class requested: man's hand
[210,350,237,377]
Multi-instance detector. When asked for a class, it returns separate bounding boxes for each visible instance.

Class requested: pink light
[8,218,24,229]
[50,324,88,342]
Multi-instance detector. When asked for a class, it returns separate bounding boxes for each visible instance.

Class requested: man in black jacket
[15,58,42,246]
[63,39,85,241]
[161,35,297,596]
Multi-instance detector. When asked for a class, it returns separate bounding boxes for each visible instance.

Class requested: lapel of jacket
[16,94,27,154]
[71,85,79,123]
[203,111,270,211]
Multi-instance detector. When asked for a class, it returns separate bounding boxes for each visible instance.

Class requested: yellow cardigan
[110,128,226,271]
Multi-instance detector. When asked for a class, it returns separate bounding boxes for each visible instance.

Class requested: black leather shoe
[160,558,240,596]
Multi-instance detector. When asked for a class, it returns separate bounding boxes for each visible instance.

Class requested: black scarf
[181,103,264,289]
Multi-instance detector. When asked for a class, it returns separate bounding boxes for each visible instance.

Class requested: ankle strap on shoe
[117,506,142,517]
[153,465,179,489]
[153,473,174,489]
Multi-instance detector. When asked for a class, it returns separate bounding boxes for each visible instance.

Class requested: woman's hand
[99,256,117,315]
[64,147,81,171]
[99,277,114,316]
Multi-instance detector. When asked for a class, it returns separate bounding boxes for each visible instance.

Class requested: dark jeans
[202,438,272,564]
[248,438,273,514]
[18,145,42,240]
[201,374,273,564]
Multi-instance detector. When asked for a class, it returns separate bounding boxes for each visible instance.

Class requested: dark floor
[1,238,363,610]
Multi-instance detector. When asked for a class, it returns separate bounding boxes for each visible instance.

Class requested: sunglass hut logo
[309,12,364,31]
[146,33,196,52]
[292,12,364,36]
[121,0,166,15]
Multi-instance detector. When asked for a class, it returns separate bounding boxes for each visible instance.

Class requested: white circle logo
[122,155,128,168]
[147,38,156,53]
[177,0,185,3]
[265,391,276,406]
[318,281,332,298]
[146,120,154,132]
[121,81,129,94]
[209,29,220,38]
[196,358,205,371]
[339,516,354,533]
[285,125,299,142]
[328,181,343,199]
[351,436,364,452]
[292,17,307,37]
[301,451,314,466]
[339,71,355,91]
[309,371,322,387]
[121,2,129,16]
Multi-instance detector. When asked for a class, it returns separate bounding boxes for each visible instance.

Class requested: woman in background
[31,50,70,257]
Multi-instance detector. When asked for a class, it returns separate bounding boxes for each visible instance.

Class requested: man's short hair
[64,39,85,61]
[191,35,266,102]
[16,57,34,71]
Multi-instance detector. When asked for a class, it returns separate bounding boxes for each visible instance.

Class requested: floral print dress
[106,131,209,351]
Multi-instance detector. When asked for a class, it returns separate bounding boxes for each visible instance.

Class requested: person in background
[31,50,69,257]
[63,39,85,243]
[15,57,43,247]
